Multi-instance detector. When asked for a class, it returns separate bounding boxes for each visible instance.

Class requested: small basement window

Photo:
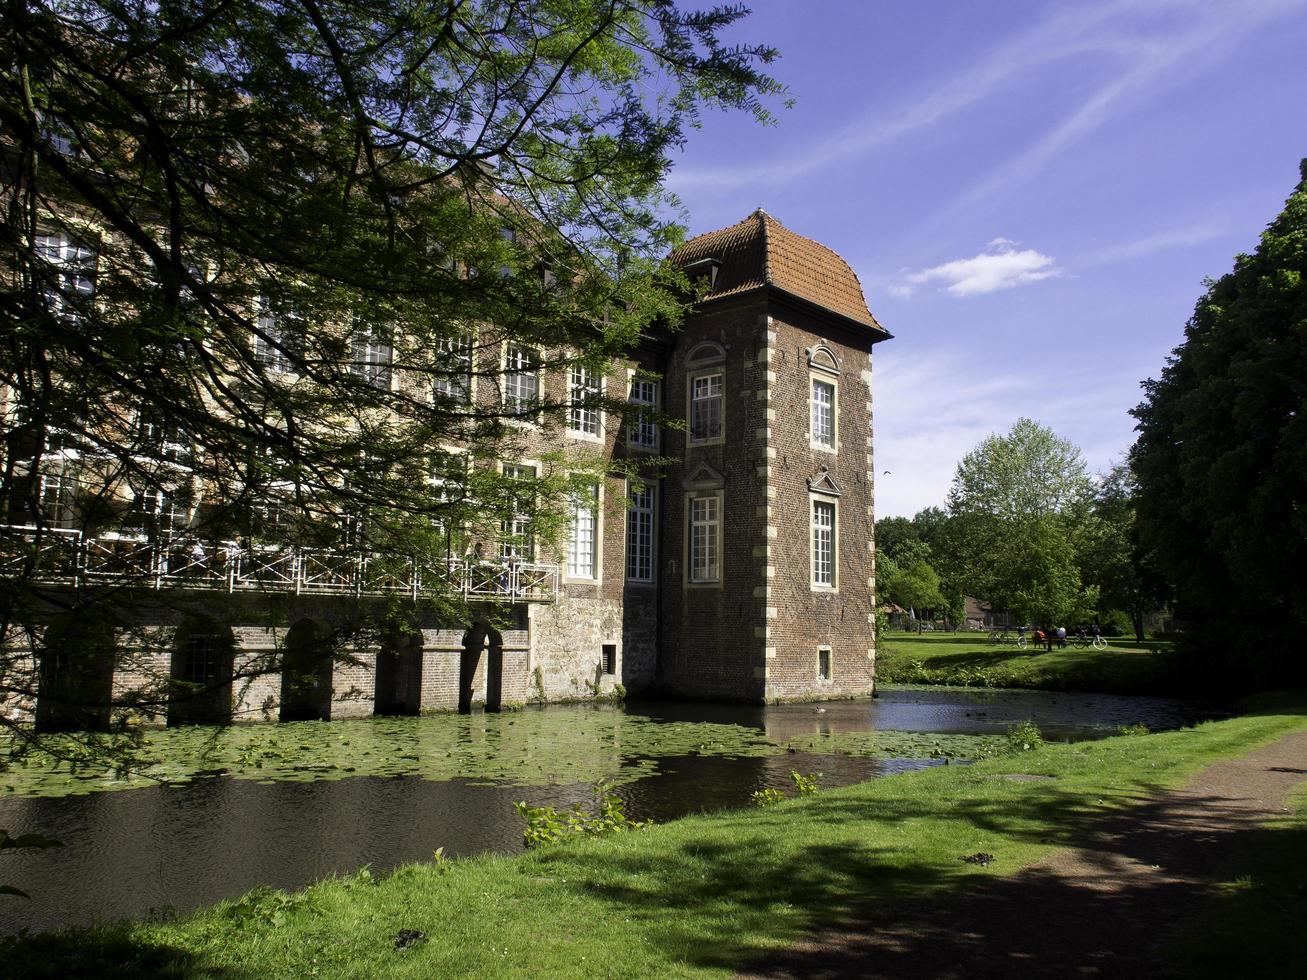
[601,644,617,676]
[817,646,832,681]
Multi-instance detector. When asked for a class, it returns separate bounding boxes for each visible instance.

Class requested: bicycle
[988,628,1026,649]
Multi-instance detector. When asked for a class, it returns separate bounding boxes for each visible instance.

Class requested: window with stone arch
[808,344,840,453]
[686,341,726,446]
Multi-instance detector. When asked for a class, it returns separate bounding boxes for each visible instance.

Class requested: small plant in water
[1116,723,1150,737]
[515,784,652,848]
[225,886,317,929]
[790,770,822,796]
[750,787,785,807]
[1006,720,1044,753]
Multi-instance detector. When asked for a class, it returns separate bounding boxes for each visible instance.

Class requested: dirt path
[739,730,1307,979]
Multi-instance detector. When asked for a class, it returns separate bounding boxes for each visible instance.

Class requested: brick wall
[656,296,770,701]
[762,304,876,700]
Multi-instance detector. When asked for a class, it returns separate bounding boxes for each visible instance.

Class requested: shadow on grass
[731,779,1307,978]
[525,771,1186,973]
[1164,804,1307,977]
[1,925,229,979]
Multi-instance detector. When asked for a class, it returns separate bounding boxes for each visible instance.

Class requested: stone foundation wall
[528,595,623,701]
[620,589,658,693]
[331,650,377,719]
[13,600,620,727]
[231,628,280,723]
[111,639,172,725]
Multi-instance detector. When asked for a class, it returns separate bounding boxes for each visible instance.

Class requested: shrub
[790,771,822,796]
[515,787,652,848]
[1005,720,1044,753]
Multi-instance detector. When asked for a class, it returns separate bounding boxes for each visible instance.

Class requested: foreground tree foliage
[0,1,781,742]
[1132,160,1307,687]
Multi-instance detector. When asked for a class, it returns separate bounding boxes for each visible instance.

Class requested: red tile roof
[671,209,885,333]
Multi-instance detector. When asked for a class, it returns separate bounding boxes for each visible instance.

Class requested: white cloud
[896,240,1059,298]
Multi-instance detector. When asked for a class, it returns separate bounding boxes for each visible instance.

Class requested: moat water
[0,686,1216,934]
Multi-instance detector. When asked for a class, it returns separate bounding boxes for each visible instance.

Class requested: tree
[877,552,945,621]
[1131,160,1307,686]
[1077,463,1166,642]
[946,419,1096,625]
[0,2,782,741]
[948,417,1093,522]
[873,516,919,561]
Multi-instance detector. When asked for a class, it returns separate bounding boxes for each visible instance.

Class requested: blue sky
[664,0,1307,517]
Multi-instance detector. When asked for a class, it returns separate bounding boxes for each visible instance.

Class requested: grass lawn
[876,631,1184,694]
[5,698,1304,978]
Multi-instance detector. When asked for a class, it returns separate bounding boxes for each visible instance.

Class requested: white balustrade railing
[0,526,560,602]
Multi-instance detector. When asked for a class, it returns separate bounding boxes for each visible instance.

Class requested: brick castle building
[4,209,890,724]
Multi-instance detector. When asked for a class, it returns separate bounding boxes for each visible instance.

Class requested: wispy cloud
[893,239,1059,298]
[1080,223,1229,266]
[671,0,1305,202]
[936,0,1306,224]
[670,2,1141,191]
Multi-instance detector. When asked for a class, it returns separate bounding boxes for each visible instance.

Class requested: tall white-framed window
[626,482,656,583]
[254,295,300,374]
[127,485,191,539]
[689,372,723,443]
[818,646,833,681]
[38,460,81,528]
[811,378,836,450]
[434,335,473,403]
[500,463,536,561]
[351,324,393,389]
[503,344,539,413]
[429,450,469,551]
[35,232,95,321]
[252,483,294,539]
[811,497,837,590]
[688,492,722,584]
[566,481,599,579]
[42,120,76,157]
[137,406,194,467]
[568,363,602,438]
[628,377,659,450]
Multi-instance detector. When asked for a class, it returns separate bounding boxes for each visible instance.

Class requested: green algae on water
[0,706,1008,799]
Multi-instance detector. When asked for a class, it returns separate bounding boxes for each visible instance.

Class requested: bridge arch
[168,617,236,726]
[374,621,423,716]
[459,622,504,713]
[279,618,335,721]
[35,610,118,732]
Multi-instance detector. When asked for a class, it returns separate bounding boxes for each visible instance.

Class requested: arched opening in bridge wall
[459,623,503,713]
[35,612,118,732]
[374,623,423,716]
[168,618,236,726]
[279,618,334,722]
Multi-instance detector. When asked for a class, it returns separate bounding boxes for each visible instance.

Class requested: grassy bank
[876,631,1184,694]
[6,701,1304,978]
